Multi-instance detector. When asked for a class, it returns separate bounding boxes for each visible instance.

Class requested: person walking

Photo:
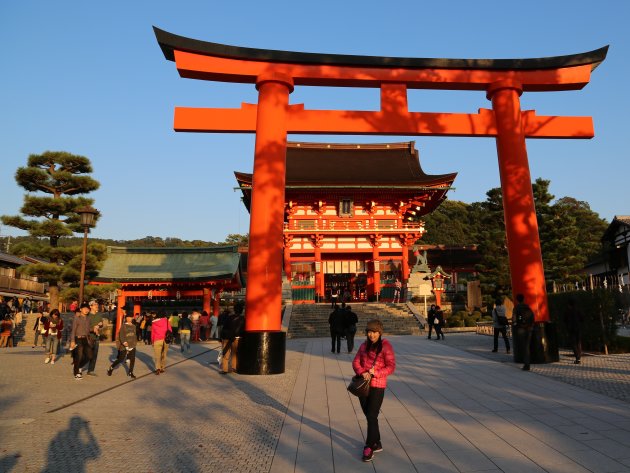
[217,309,229,340]
[344,304,358,353]
[178,312,193,354]
[563,297,584,364]
[168,312,180,344]
[393,278,402,303]
[191,310,201,342]
[199,310,210,341]
[107,311,137,379]
[134,312,144,341]
[328,304,345,354]
[331,287,339,309]
[44,309,64,364]
[32,312,48,348]
[352,319,396,462]
[151,312,172,375]
[219,302,245,374]
[0,315,12,348]
[491,298,511,354]
[433,306,445,340]
[514,293,535,371]
[86,300,104,377]
[209,312,218,340]
[426,304,436,339]
[69,303,92,379]
[142,313,153,345]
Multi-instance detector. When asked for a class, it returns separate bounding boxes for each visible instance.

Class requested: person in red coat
[352,319,396,462]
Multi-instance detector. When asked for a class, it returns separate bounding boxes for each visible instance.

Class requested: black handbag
[164,330,174,344]
[347,374,371,397]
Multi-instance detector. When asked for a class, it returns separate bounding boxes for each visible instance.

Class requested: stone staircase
[287,302,422,338]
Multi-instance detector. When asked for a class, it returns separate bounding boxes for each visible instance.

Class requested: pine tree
[418,200,475,246]
[1,151,103,309]
[472,188,511,295]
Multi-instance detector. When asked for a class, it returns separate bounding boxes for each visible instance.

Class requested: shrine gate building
[235,141,455,303]
[92,246,243,332]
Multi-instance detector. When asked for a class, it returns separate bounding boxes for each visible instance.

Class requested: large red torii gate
[154,27,607,374]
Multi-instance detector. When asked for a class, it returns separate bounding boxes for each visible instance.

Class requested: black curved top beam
[154,27,608,71]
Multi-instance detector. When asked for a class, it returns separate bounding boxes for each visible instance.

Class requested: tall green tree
[1,151,103,309]
[420,199,476,246]
[545,196,607,284]
[472,188,511,296]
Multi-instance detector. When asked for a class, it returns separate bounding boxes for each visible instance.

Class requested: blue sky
[1,1,628,243]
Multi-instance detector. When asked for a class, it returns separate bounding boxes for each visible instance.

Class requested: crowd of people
[0,296,47,347]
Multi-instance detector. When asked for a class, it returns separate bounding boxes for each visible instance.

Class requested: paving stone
[2,332,630,472]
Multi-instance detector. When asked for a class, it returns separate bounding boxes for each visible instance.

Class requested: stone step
[288,302,422,338]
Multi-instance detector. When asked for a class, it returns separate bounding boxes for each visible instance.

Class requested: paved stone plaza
[1,333,629,472]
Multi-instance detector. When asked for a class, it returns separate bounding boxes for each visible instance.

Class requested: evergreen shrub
[547,289,627,353]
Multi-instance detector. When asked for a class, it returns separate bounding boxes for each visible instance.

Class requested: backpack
[494,308,508,326]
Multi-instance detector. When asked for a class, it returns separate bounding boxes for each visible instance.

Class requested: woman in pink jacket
[151,313,172,375]
[352,319,396,462]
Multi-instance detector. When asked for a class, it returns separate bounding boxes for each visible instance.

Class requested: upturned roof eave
[154,27,608,72]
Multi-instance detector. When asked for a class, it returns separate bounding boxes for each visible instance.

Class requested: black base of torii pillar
[512,322,560,365]
[237,331,286,375]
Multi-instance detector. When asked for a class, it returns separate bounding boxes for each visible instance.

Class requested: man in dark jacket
[564,298,584,364]
[329,305,345,354]
[220,309,244,374]
[426,304,436,339]
[343,304,359,353]
[514,294,535,371]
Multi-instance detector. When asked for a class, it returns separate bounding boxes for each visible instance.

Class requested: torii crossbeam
[155,27,607,373]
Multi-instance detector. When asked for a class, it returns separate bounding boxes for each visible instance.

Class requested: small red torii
[154,27,607,373]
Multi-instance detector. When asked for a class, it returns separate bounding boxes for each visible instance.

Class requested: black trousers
[427,323,434,338]
[569,331,582,361]
[359,387,385,448]
[330,329,341,353]
[111,348,136,373]
[72,337,92,376]
[87,339,99,373]
[493,327,511,351]
[346,329,357,353]
[434,324,444,339]
[523,329,533,368]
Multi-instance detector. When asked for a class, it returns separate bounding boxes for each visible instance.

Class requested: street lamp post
[77,206,99,305]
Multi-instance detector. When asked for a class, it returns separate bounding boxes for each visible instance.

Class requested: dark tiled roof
[94,246,241,282]
[235,141,456,187]
[0,252,29,267]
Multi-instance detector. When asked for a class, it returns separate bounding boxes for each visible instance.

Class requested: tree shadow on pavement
[41,416,100,473]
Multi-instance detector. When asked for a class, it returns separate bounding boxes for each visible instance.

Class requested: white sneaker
[44,357,50,364]
[51,360,55,365]
[75,373,83,379]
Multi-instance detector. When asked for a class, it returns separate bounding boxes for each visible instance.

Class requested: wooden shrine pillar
[314,245,324,302]
[371,236,381,299]
[239,74,293,374]
[133,302,141,316]
[203,287,211,315]
[213,289,221,316]
[115,290,126,339]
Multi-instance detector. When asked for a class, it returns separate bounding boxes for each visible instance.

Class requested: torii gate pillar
[489,80,558,363]
[237,74,293,375]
